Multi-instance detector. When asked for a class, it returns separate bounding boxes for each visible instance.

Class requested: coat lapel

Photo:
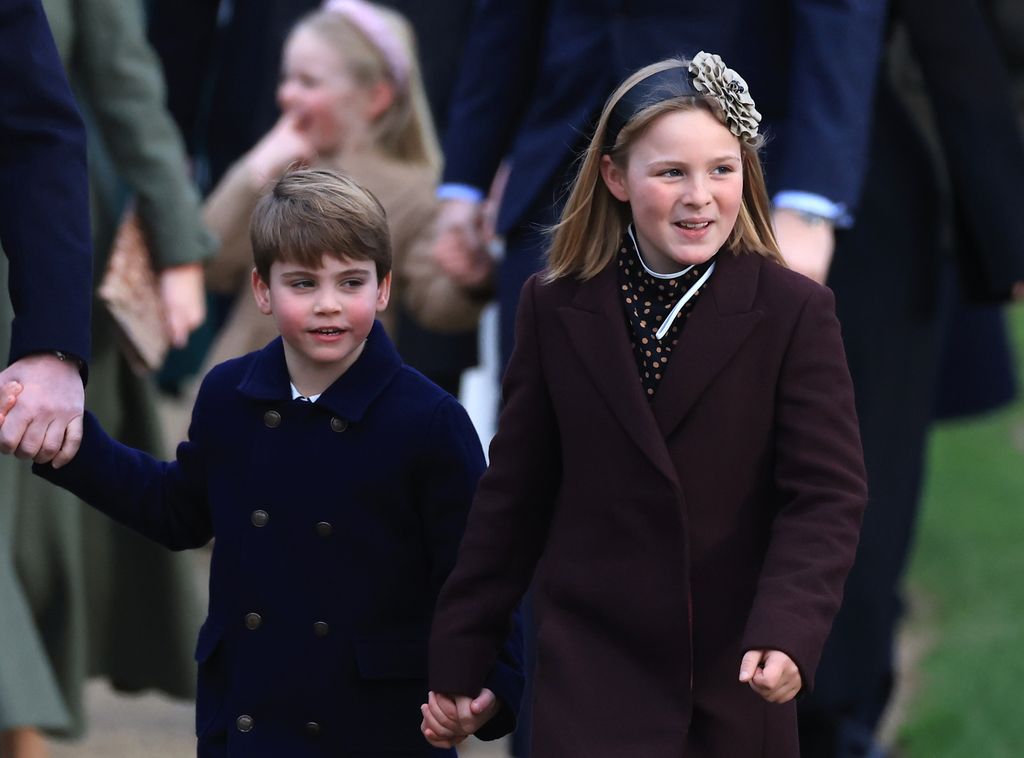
[651,251,765,438]
[235,322,402,423]
[558,262,680,487]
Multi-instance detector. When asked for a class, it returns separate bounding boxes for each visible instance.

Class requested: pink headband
[321,0,410,91]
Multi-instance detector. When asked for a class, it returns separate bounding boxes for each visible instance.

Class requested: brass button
[305,721,321,737]
[313,621,329,637]
[315,521,333,538]
[263,410,282,428]
[236,714,254,732]
[251,510,269,527]
[244,612,262,630]
[330,417,348,433]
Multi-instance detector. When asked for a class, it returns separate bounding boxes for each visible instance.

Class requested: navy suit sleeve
[0,0,92,365]
[420,395,524,738]
[32,378,216,550]
[774,0,889,215]
[440,0,549,189]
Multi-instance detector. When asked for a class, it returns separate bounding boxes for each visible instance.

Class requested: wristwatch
[51,350,86,371]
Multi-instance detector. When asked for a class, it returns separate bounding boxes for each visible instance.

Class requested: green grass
[898,305,1024,758]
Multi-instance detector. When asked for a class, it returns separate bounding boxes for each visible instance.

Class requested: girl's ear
[600,154,630,202]
[252,268,273,315]
[364,80,396,123]
[375,271,392,311]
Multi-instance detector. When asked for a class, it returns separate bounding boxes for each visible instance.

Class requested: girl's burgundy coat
[429,250,867,757]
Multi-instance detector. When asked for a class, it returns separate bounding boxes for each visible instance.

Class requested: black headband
[602,66,700,153]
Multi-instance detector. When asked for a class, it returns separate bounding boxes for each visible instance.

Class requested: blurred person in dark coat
[800,0,1024,755]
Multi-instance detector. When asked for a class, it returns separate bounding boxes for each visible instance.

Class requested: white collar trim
[627,224,694,279]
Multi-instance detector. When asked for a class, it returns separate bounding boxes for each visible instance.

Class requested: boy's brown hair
[250,167,392,283]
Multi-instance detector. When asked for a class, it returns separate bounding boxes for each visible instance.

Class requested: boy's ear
[600,154,630,202]
[252,268,273,315]
[376,271,392,312]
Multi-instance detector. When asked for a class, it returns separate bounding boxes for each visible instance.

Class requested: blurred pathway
[49,681,507,756]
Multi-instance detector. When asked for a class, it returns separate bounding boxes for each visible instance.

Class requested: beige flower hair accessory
[688,51,762,141]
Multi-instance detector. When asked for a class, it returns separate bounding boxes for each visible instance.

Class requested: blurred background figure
[148,0,481,399]
[183,0,484,399]
[0,0,214,755]
[800,0,1024,756]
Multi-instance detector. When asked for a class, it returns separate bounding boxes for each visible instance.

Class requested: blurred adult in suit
[800,0,1024,755]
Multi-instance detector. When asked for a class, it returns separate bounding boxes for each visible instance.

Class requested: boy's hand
[0,381,23,426]
[739,649,802,703]
[420,688,500,747]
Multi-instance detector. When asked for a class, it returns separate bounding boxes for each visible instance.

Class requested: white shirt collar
[290,382,322,403]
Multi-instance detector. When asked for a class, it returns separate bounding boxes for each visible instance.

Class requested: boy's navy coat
[429,253,867,757]
[37,323,523,757]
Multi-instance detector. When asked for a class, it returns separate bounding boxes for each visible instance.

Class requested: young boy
[20,168,523,756]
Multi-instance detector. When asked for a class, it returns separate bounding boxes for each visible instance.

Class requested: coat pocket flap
[194,618,224,663]
[354,639,428,680]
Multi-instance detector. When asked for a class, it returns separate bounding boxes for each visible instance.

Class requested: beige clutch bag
[97,210,168,375]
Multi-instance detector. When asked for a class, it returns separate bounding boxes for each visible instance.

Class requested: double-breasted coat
[37,323,523,756]
[429,251,867,757]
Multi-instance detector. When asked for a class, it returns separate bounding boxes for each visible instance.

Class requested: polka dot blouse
[617,228,716,399]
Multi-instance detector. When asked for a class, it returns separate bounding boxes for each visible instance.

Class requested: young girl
[199,0,482,373]
[422,55,868,756]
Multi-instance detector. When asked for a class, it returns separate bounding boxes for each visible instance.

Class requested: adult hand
[160,262,207,348]
[1012,281,1024,301]
[244,112,316,186]
[0,353,85,467]
[431,198,493,289]
[739,649,803,703]
[773,208,836,285]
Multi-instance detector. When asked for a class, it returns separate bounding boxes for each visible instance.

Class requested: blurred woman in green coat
[0,0,212,755]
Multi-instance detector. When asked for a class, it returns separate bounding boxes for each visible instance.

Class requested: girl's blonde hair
[296,4,442,171]
[546,58,783,282]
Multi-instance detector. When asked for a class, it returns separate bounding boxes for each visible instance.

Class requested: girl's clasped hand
[0,380,21,426]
